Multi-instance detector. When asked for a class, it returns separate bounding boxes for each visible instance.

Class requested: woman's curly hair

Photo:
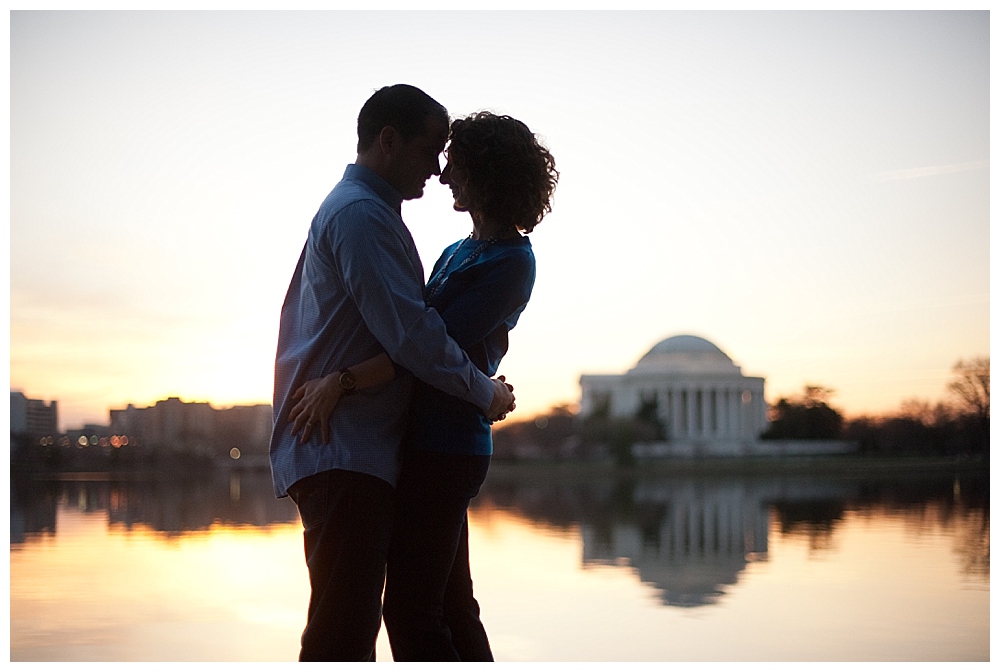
[447,112,558,233]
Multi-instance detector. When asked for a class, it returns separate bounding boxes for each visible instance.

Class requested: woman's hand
[288,374,343,444]
[490,375,515,423]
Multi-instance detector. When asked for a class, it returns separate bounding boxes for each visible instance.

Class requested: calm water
[10,465,989,662]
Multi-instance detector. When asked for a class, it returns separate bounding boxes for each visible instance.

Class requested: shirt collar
[344,164,403,216]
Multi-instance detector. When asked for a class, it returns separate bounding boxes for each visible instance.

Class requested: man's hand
[486,375,516,422]
[288,374,343,444]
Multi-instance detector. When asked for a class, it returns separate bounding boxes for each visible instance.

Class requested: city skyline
[9,389,273,435]
[11,11,990,430]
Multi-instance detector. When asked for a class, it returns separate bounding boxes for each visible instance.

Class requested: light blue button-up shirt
[269,164,496,497]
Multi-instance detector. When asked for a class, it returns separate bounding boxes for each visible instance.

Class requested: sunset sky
[10,10,990,431]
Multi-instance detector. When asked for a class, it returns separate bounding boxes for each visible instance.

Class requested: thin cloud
[868,160,989,183]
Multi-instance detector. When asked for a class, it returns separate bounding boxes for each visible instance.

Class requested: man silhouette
[269,84,514,662]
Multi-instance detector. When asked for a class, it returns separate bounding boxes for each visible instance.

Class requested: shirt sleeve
[435,249,536,351]
[328,201,495,413]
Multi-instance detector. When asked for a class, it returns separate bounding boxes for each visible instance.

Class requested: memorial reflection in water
[581,479,776,607]
[472,466,988,610]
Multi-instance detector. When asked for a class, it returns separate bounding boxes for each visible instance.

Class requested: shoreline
[12,453,989,483]
[487,453,989,479]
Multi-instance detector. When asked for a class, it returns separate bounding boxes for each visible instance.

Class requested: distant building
[579,335,768,456]
[10,391,58,438]
[579,335,855,458]
[109,397,272,461]
[110,397,213,452]
[580,335,767,441]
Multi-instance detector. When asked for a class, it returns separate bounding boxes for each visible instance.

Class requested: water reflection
[11,467,988,604]
[9,465,989,662]
[10,472,299,544]
[472,468,988,608]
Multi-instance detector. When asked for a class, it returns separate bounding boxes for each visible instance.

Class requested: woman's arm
[436,250,535,351]
[288,352,395,443]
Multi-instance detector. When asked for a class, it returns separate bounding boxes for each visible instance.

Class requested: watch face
[340,371,357,391]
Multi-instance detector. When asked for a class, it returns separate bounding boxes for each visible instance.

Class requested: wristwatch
[338,368,357,395]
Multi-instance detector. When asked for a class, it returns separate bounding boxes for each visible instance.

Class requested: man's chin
[402,186,425,201]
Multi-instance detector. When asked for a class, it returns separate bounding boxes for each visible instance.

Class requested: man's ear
[377,125,400,157]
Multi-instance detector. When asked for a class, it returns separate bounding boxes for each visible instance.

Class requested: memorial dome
[578,332,768,446]
[631,335,741,375]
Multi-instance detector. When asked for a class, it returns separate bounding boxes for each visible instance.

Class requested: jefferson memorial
[579,335,768,456]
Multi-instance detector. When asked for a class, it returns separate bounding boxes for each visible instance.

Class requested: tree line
[839,357,989,458]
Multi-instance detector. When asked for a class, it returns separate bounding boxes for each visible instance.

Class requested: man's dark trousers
[288,468,394,662]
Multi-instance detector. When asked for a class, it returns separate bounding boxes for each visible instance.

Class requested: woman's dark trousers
[383,448,493,662]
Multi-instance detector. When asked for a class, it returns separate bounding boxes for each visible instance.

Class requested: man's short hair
[357,84,448,153]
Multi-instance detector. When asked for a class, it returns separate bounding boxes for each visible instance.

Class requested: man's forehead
[407,115,448,149]
[429,116,449,142]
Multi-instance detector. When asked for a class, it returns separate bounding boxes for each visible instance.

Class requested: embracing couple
[268,84,559,662]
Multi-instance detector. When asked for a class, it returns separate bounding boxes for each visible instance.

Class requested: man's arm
[329,202,512,416]
[288,349,512,444]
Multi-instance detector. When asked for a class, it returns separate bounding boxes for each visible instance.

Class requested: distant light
[534,416,549,429]
[230,447,241,460]
[89,435,99,445]
[742,391,752,404]
[110,436,121,448]
[120,435,129,446]
[98,437,109,447]
[78,436,88,447]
